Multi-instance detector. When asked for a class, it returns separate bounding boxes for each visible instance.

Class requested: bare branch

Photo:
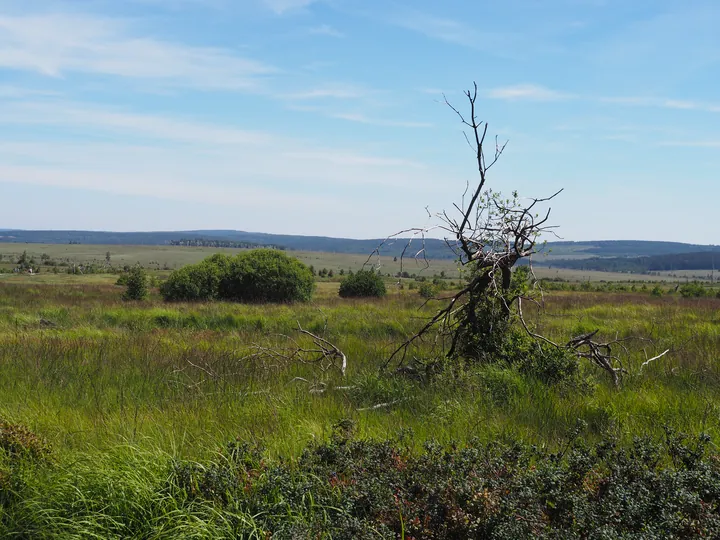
[297,322,347,377]
[639,349,671,372]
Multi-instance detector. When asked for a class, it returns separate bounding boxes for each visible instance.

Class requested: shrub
[418,282,436,299]
[339,270,386,298]
[159,429,720,539]
[679,282,707,298]
[0,420,52,462]
[122,266,148,301]
[518,343,581,385]
[161,250,314,303]
[160,254,231,302]
[220,249,314,303]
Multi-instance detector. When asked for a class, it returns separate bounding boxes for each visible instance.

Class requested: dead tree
[380,83,560,369]
[374,83,643,386]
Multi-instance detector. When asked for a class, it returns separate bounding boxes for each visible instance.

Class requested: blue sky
[0,0,718,243]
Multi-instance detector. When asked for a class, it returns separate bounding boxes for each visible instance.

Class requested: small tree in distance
[123,265,149,301]
[339,270,386,298]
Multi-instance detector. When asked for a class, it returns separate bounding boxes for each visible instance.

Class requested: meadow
[0,264,719,537]
[1,242,708,284]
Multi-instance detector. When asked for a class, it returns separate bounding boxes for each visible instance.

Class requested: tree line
[168,238,285,250]
[540,251,720,274]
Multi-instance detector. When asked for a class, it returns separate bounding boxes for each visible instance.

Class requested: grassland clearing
[2,243,711,286]
[1,265,720,536]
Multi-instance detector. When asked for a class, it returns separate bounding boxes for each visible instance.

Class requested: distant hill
[537,240,720,258]
[537,251,720,273]
[0,229,457,259]
[0,230,718,261]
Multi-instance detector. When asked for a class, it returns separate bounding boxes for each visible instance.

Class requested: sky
[0,0,718,243]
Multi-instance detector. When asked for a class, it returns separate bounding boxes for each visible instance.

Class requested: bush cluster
[160,250,315,303]
[339,270,386,298]
[159,426,720,538]
[679,281,711,298]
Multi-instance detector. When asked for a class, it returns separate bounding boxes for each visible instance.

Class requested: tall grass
[0,281,719,535]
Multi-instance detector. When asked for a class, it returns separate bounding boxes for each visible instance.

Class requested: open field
[2,243,715,284]
[2,281,717,455]
[0,243,460,278]
[1,274,720,536]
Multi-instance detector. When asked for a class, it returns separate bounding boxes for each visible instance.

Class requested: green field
[1,267,720,536]
[2,243,712,285]
[0,243,460,278]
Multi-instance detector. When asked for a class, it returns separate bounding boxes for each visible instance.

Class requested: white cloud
[0,100,441,205]
[0,13,275,89]
[308,24,344,38]
[600,96,720,113]
[658,140,720,148]
[389,9,531,57]
[331,112,432,128]
[282,85,371,100]
[0,101,272,145]
[263,0,321,15]
[394,12,477,48]
[487,84,575,101]
[0,85,59,98]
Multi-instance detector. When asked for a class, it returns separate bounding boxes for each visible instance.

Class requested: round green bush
[221,249,314,303]
[160,250,314,303]
[418,282,436,299]
[338,270,386,298]
[160,254,231,302]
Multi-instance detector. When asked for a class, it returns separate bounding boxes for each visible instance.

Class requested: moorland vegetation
[1,85,720,537]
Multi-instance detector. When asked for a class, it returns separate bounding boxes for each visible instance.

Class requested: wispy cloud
[0,100,437,199]
[282,85,371,100]
[263,0,321,15]
[486,86,720,112]
[308,24,344,38]
[331,112,432,128]
[0,13,274,90]
[396,12,474,47]
[487,84,575,101]
[0,101,272,146]
[601,96,720,113]
[658,140,720,148]
[389,9,537,57]
[0,85,59,98]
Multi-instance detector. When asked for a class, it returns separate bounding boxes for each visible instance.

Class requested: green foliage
[122,265,148,301]
[651,285,664,297]
[161,250,314,303]
[221,249,315,303]
[418,282,436,298]
[7,430,716,538]
[518,342,582,386]
[159,254,230,301]
[339,269,386,298]
[1,276,720,536]
[0,420,52,462]
[453,265,532,363]
[680,281,708,298]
